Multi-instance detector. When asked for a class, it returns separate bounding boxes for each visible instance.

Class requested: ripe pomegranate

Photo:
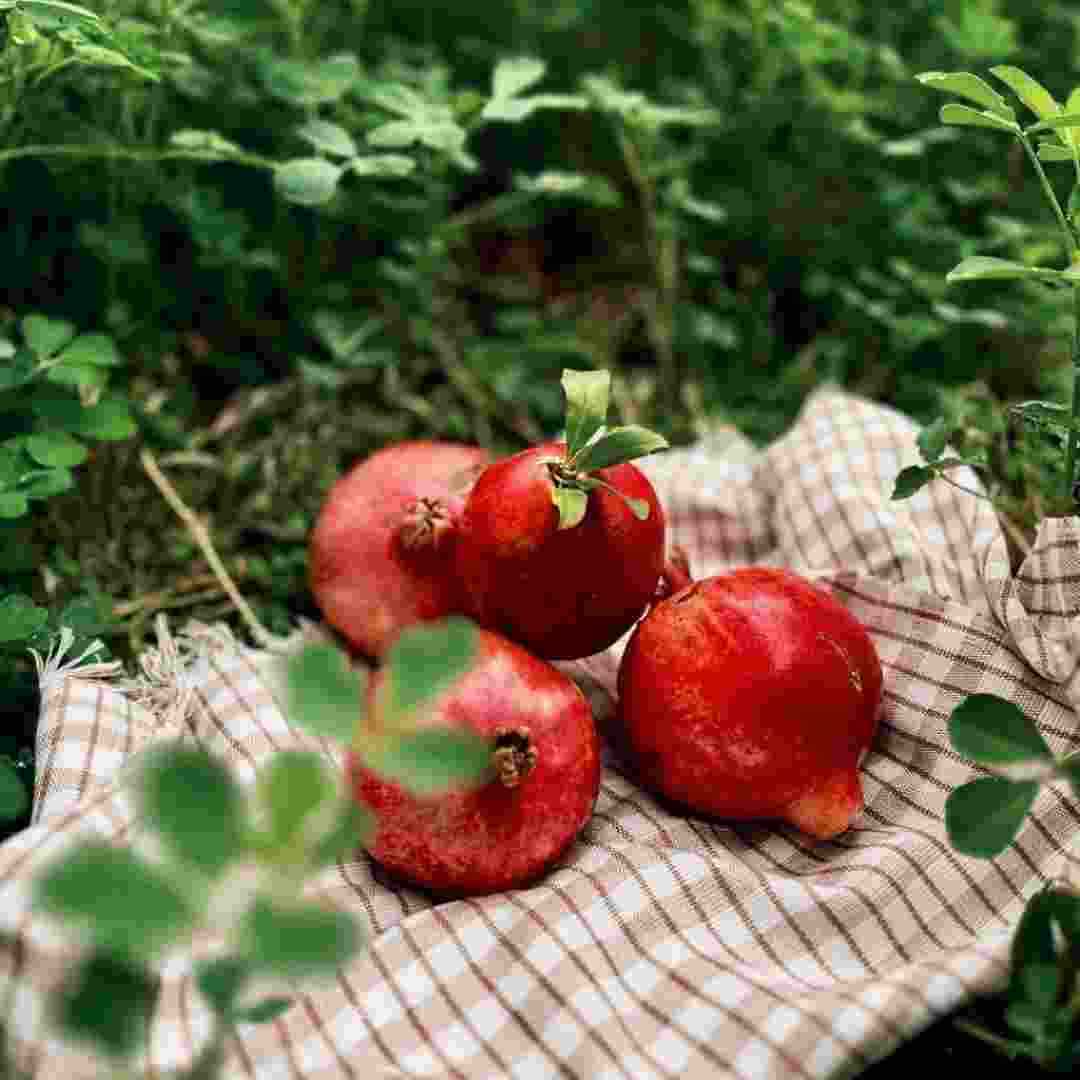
[347,630,602,896]
[615,567,883,839]
[308,441,488,658]
[453,439,666,660]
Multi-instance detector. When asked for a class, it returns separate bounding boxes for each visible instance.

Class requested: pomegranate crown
[549,369,669,529]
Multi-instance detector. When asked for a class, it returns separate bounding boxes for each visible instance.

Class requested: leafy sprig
[900,67,1080,1070]
[31,618,490,1069]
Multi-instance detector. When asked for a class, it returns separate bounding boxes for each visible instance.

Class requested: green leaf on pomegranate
[365,728,493,795]
[241,896,361,978]
[552,484,588,529]
[945,776,1038,858]
[561,368,610,458]
[286,641,366,744]
[571,425,669,472]
[381,617,478,725]
[891,464,934,500]
[134,743,246,878]
[948,694,1053,765]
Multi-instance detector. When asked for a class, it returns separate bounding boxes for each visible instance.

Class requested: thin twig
[140,449,275,648]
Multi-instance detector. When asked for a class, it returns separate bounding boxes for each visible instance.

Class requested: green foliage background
[2,0,1079,823]
[4,3,1080,1070]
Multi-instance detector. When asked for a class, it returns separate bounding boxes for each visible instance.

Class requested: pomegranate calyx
[492,727,538,788]
[396,497,455,554]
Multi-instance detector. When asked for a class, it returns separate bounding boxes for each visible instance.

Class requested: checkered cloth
[3,388,1080,1079]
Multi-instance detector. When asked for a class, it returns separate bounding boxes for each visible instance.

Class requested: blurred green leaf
[295,118,357,159]
[34,841,195,957]
[0,594,48,642]
[0,347,38,390]
[54,334,120,368]
[232,997,293,1024]
[258,51,359,106]
[56,951,154,1060]
[21,314,76,358]
[169,129,244,157]
[349,155,415,178]
[195,955,249,1017]
[945,776,1038,858]
[0,492,29,518]
[285,642,365,743]
[72,396,136,441]
[364,728,492,795]
[45,361,108,391]
[134,744,246,878]
[20,466,74,498]
[242,896,361,978]
[25,431,88,468]
[481,93,587,123]
[949,695,1053,765]
[491,57,545,100]
[256,750,333,850]
[382,618,478,723]
[1010,889,1063,1011]
[72,44,159,82]
[309,800,372,867]
[274,159,343,207]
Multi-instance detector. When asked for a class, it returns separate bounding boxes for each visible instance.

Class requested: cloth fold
[3,388,1079,1079]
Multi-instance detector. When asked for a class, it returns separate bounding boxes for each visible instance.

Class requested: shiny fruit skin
[347,630,602,897]
[453,441,666,660]
[615,567,883,839]
[308,441,488,659]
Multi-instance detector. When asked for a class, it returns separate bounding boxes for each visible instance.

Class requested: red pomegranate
[452,439,666,660]
[615,567,883,839]
[308,441,488,658]
[347,629,602,896]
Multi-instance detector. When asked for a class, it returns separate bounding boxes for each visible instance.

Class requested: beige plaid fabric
[3,388,1080,1079]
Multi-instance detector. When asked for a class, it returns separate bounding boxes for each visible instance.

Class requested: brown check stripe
[3,388,1080,1078]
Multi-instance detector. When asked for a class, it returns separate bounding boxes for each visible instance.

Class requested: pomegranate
[308,441,488,658]
[348,629,601,896]
[453,436,667,660]
[615,567,883,839]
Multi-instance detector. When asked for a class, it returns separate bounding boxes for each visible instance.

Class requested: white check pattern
[2,388,1079,1078]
